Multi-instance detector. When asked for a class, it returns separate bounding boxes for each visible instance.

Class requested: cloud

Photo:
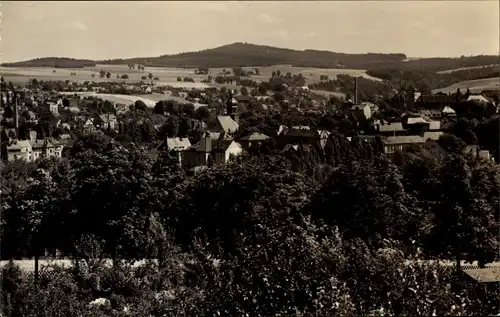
[201,3,227,12]
[258,13,281,24]
[63,21,88,31]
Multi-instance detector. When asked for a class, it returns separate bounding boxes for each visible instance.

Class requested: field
[432,77,500,94]
[310,89,347,100]
[436,64,500,74]
[0,64,381,87]
[59,92,207,108]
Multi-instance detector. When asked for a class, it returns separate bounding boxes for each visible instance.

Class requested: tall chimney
[354,77,358,104]
[400,70,403,91]
[13,91,19,138]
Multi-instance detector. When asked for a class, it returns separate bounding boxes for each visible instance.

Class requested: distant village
[1,72,498,174]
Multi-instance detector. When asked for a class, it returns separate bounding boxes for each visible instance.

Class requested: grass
[0,64,382,88]
[436,64,500,74]
[432,77,500,94]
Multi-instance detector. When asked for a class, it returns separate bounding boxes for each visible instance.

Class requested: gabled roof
[442,106,456,114]
[464,268,500,283]
[423,131,444,141]
[428,121,441,130]
[212,140,239,152]
[378,122,407,133]
[407,117,429,125]
[467,94,491,103]
[208,132,223,140]
[216,116,239,134]
[165,137,191,151]
[187,137,212,153]
[382,136,426,145]
[6,140,31,150]
[240,132,270,141]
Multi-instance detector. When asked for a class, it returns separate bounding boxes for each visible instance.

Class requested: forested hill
[1,57,97,68]
[2,43,498,72]
[98,43,407,69]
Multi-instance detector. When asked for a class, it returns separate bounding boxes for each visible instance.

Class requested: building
[182,136,243,173]
[159,137,191,164]
[214,116,239,135]
[381,136,426,154]
[239,132,270,149]
[5,135,64,162]
[374,121,408,136]
[94,114,118,131]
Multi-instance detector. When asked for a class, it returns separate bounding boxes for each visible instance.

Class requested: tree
[426,154,500,269]
[105,72,111,79]
[240,86,249,96]
[177,77,182,82]
[195,106,210,120]
[99,70,106,78]
[154,101,166,115]
[160,116,180,138]
[148,73,153,80]
[310,156,422,246]
[134,100,147,112]
[91,74,95,78]
[121,74,129,79]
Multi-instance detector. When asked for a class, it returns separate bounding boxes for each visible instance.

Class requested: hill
[3,43,498,71]
[97,43,408,69]
[1,57,97,68]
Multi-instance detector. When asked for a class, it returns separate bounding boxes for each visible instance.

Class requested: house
[182,136,242,172]
[416,109,442,120]
[442,106,457,118]
[467,94,492,104]
[422,131,444,141]
[94,114,118,131]
[214,116,239,135]
[239,132,270,149]
[83,118,95,132]
[211,139,243,165]
[30,138,64,161]
[374,121,408,136]
[5,134,64,162]
[47,102,59,116]
[159,137,191,163]
[351,102,378,120]
[381,136,426,154]
[6,140,32,162]
[278,127,326,150]
[417,94,456,107]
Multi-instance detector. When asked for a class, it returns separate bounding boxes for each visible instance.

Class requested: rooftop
[464,268,500,283]
[382,136,426,145]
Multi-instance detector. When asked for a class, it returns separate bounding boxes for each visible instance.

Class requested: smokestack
[354,77,358,104]
[400,71,403,91]
[13,91,19,138]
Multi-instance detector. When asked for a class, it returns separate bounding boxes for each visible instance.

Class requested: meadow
[58,91,207,109]
[0,64,381,87]
[432,77,500,94]
[436,64,500,74]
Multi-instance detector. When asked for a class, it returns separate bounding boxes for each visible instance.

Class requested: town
[1,1,499,316]
[2,70,498,170]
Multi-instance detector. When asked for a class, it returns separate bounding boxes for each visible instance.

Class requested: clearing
[432,77,500,94]
[0,64,382,88]
[436,64,500,74]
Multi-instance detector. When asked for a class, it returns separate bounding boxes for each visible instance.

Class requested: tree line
[1,122,499,315]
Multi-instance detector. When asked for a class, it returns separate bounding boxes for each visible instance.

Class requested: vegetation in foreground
[1,128,499,316]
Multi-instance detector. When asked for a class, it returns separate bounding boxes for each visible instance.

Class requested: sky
[1,1,499,63]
